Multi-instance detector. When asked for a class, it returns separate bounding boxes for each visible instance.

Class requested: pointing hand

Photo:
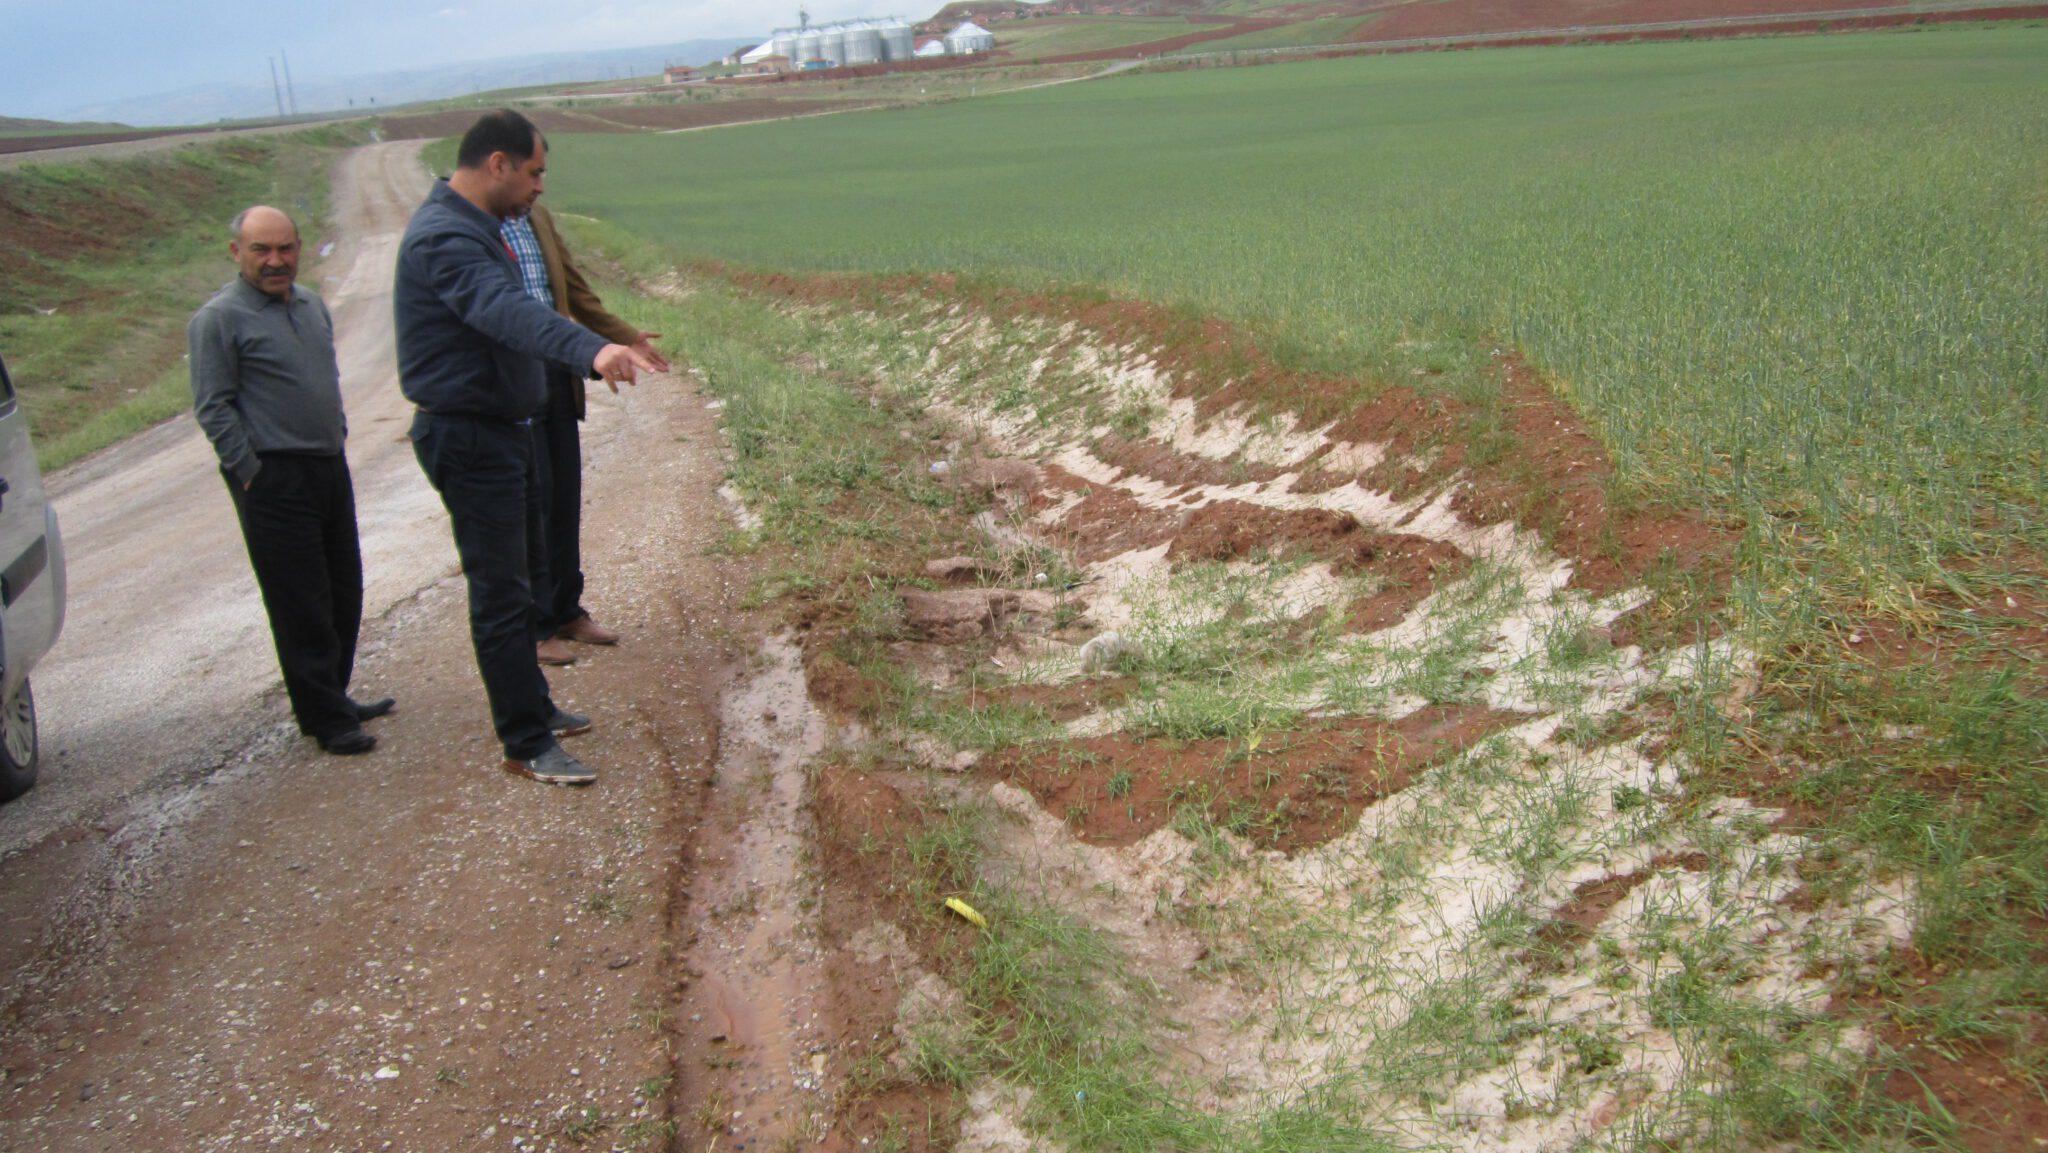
[593,343,663,392]
[630,333,672,374]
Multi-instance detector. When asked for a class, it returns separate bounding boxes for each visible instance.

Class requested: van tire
[0,680,38,802]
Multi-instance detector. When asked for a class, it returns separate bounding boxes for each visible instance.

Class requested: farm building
[914,37,949,58]
[741,54,794,76]
[944,20,996,54]
[745,16,919,69]
[662,65,700,84]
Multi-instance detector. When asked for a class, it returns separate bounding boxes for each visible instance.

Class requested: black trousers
[410,412,557,760]
[532,371,588,634]
[225,452,364,741]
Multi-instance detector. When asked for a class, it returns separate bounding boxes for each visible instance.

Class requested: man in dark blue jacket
[394,109,657,786]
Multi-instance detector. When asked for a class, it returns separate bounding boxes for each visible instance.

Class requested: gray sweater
[188,277,347,486]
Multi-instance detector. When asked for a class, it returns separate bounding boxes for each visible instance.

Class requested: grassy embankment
[0,123,366,470]
[550,24,2045,1148]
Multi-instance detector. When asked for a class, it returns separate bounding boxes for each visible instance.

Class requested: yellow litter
[944,897,989,929]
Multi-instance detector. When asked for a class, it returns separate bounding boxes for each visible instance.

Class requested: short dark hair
[456,109,544,169]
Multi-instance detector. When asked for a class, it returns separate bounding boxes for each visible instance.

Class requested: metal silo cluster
[765,16,918,68]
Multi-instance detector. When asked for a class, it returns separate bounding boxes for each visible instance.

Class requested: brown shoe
[556,615,620,646]
[537,637,578,666]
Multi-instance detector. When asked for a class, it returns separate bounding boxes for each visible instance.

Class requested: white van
[0,354,66,801]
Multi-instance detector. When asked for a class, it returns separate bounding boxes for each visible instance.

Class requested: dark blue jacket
[393,181,609,420]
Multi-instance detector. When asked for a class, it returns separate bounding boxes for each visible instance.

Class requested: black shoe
[502,745,595,786]
[318,727,376,756]
[352,696,397,722]
[548,707,592,737]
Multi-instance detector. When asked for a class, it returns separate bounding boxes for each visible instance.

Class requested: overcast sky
[0,1,901,121]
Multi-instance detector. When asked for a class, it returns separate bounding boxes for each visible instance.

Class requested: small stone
[373,1066,401,1080]
[606,956,634,971]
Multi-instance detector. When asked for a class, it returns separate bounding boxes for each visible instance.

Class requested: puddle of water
[694,631,839,1142]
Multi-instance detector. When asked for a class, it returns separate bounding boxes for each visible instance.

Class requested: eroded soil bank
[634,267,2010,1152]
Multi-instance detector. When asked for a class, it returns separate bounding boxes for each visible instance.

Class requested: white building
[943,20,995,55]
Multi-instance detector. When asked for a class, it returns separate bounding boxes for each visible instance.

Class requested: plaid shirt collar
[499,214,553,307]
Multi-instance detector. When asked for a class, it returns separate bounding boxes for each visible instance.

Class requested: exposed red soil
[807,762,965,1151]
[1523,850,1713,969]
[374,101,866,142]
[1455,356,1735,598]
[805,645,895,719]
[1173,502,1471,629]
[1,140,275,307]
[1336,4,2048,52]
[0,128,193,155]
[569,100,875,131]
[1027,17,1296,63]
[1836,551,2048,687]
[1027,459,1471,630]
[1830,951,2048,1153]
[1882,1034,2048,1153]
[725,268,1737,604]
[961,678,1140,723]
[1032,464,1180,564]
[1359,0,1899,41]
[374,108,637,140]
[985,703,1522,853]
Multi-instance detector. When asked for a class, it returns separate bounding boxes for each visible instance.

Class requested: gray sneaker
[502,745,595,786]
[548,707,592,737]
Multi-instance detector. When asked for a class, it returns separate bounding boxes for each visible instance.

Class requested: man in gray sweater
[190,205,393,756]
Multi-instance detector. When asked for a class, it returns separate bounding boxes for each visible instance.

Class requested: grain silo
[819,26,847,66]
[793,28,824,64]
[768,28,798,59]
[877,17,916,62]
[945,20,995,55]
[842,21,883,65]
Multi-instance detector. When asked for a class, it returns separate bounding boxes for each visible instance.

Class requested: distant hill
[0,114,129,134]
[56,38,753,128]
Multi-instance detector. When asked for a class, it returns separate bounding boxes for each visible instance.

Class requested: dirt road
[8,141,451,866]
[0,142,742,1149]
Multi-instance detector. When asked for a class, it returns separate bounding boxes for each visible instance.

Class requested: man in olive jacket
[500,202,668,665]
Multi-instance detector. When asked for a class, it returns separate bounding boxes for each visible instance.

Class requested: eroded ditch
[677,278,1918,1151]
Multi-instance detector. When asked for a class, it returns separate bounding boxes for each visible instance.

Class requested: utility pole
[268,57,286,119]
[280,49,300,116]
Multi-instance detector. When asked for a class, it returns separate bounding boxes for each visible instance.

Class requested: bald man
[190,205,392,756]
